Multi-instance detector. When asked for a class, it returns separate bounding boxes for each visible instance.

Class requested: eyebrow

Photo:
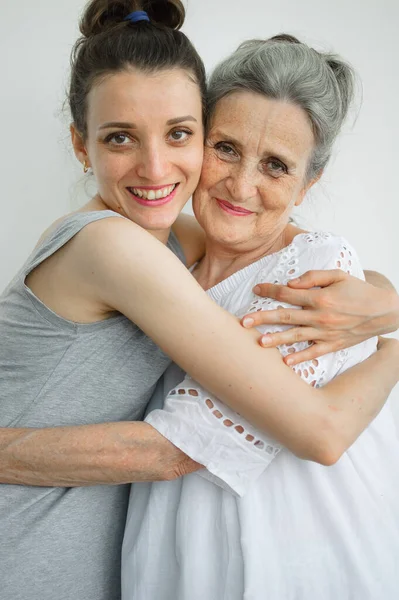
[98,115,198,131]
[166,115,198,125]
[98,121,137,131]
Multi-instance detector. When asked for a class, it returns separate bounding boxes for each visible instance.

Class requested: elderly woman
[122,36,399,599]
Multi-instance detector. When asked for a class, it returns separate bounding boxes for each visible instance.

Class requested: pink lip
[127,184,179,207]
[216,198,254,216]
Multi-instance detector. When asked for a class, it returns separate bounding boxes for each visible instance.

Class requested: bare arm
[143,336,399,498]
[364,269,397,292]
[305,336,399,461]
[74,218,399,464]
[0,421,201,486]
[242,269,399,365]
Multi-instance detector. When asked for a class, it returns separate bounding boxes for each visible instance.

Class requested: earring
[83,160,89,173]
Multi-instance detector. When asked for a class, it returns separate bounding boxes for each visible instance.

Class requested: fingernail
[242,317,254,328]
[253,285,261,295]
[285,357,294,366]
[290,278,301,284]
[261,335,272,346]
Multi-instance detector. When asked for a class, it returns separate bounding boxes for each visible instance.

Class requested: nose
[135,140,172,182]
[224,162,258,203]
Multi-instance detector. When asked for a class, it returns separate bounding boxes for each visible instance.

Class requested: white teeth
[131,184,176,200]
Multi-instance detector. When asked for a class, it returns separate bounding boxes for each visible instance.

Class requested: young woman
[0,2,398,599]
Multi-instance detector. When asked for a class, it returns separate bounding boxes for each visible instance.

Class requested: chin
[205,221,250,245]
[131,209,181,233]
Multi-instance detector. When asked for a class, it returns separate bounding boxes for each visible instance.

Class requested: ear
[70,124,90,168]
[294,169,323,207]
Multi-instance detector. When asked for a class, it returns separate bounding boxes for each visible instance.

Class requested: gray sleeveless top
[0,210,185,600]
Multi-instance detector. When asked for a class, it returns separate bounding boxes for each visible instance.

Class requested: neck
[193,225,300,290]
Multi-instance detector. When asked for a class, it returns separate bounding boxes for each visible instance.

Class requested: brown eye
[105,133,132,145]
[169,129,192,143]
[265,159,287,176]
[214,142,237,157]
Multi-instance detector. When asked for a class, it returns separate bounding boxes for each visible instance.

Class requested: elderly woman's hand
[241,269,399,366]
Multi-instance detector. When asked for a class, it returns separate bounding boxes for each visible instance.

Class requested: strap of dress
[22,210,124,277]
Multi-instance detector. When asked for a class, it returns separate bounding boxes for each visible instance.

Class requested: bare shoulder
[172,213,205,267]
[74,215,188,284]
[73,215,202,318]
[26,215,176,322]
[33,214,154,288]
[72,215,162,267]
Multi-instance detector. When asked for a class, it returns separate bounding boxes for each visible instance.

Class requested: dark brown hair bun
[145,0,185,30]
[80,0,185,38]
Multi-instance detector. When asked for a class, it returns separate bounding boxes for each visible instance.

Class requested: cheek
[260,179,300,212]
[192,186,205,219]
[198,151,227,190]
[194,154,232,220]
[181,143,204,181]
[94,151,133,187]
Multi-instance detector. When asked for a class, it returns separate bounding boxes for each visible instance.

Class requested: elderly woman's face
[193,91,317,249]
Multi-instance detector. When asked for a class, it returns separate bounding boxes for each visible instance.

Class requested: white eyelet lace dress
[122,233,399,600]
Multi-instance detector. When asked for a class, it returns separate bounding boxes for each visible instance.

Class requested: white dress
[122,232,399,600]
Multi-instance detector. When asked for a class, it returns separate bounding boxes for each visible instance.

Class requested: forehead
[210,91,314,161]
[86,68,202,128]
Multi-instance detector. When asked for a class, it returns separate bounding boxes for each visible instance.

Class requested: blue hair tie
[124,10,150,24]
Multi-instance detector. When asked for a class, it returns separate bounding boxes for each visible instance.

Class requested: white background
[0,0,398,421]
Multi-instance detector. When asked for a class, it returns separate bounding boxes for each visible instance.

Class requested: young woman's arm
[364,269,397,292]
[146,336,398,496]
[76,218,399,464]
[243,269,399,365]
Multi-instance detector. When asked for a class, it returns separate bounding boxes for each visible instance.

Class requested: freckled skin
[191,91,321,288]
[194,92,316,250]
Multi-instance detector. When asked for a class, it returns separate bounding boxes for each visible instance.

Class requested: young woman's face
[193,91,318,251]
[74,68,204,233]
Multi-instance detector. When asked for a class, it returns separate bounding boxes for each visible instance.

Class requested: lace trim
[333,242,353,273]
[206,232,329,303]
[168,382,281,457]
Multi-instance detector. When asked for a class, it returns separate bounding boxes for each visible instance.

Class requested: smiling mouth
[128,184,177,200]
[216,198,254,216]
